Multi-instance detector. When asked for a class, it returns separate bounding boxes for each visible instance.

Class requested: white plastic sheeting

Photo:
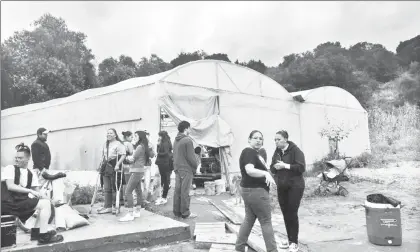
[1,61,370,175]
[292,86,371,164]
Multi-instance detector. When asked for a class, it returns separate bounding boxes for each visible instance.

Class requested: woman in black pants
[270,130,305,252]
[235,130,277,252]
[154,131,173,206]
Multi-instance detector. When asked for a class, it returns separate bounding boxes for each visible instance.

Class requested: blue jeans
[173,170,193,218]
[236,187,277,252]
[125,172,144,208]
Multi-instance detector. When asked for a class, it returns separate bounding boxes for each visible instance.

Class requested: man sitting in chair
[1,143,64,245]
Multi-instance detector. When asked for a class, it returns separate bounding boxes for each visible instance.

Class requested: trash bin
[1,215,17,248]
[364,194,402,246]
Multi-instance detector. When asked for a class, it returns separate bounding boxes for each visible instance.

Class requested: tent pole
[158,106,162,132]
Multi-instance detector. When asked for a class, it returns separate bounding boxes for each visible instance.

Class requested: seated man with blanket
[1,143,64,245]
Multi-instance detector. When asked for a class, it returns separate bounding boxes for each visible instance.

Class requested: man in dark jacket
[31,127,51,172]
[172,121,198,219]
[31,128,66,188]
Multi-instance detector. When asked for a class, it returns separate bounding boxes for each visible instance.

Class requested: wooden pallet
[194,222,226,238]
[209,243,237,252]
[194,222,236,249]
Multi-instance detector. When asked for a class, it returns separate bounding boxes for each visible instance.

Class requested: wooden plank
[225,223,265,252]
[194,222,225,237]
[209,200,243,225]
[209,243,237,252]
[194,233,236,250]
[225,222,309,252]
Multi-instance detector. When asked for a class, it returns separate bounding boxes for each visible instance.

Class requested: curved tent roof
[2,60,292,117]
[291,86,365,111]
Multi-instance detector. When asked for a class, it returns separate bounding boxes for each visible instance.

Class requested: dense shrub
[70,184,104,205]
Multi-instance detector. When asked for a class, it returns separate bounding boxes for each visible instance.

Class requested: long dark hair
[122,131,132,141]
[106,128,123,148]
[134,130,150,161]
[158,131,172,148]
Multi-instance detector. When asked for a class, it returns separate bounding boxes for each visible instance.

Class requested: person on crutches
[97,129,126,215]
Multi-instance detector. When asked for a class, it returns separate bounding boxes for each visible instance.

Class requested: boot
[38,232,64,245]
[31,228,57,241]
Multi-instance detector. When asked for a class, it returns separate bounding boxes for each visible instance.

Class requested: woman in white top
[97,128,126,214]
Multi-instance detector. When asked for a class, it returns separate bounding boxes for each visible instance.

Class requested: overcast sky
[2,1,420,67]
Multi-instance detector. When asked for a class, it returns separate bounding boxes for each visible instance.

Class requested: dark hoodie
[155,140,173,165]
[173,133,198,174]
[31,138,51,170]
[270,141,306,187]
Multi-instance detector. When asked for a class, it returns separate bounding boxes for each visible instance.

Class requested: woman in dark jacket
[270,130,305,252]
[154,131,173,206]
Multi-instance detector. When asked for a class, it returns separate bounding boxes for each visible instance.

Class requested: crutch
[115,166,123,215]
[89,172,101,214]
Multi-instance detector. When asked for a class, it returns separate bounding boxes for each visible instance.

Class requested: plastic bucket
[364,194,402,246]
[204,181,216,196]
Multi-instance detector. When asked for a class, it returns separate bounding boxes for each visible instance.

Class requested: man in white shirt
[1,143,64,245]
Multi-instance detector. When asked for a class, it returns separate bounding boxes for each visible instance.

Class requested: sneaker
[155,198,167,205]
[133,209,141,218]
[119,213,135,222]
[183,213,197,219]
[279,240,289,249]
[97,208,112,214]
[289,243,299,252]
[38,233,64,245]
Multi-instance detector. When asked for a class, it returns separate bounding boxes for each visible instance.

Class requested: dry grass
[368,103,420,165]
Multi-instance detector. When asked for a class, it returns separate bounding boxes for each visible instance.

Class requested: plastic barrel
[1,215,17,248]
[214,179,226,195]
[364,200,402,246]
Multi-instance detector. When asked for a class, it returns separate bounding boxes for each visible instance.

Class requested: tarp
[158,95,234,148]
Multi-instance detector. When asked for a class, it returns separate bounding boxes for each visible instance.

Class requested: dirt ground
[120,162,420,252]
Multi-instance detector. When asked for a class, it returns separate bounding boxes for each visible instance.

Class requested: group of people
[1,128,64,245]
[96,120,199,221]
[96,128,177,222]
[1,122,305,251]
[236,130,306,252]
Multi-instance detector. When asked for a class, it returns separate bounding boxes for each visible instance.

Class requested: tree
[136,54,172,77]
[398,62,420,106]
[396,35,420,67]
[170,50,206,68]
[348,42,400,82]
[204,53,231,62]
[1,13,97,108]
[119,55,137,69]
[246,59,267,74]
[98,56,137,86]
[281,54,300,68]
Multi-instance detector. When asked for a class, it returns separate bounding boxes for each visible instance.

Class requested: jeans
[125,172,144,208]
[236,187,277,252]
[158,164,171,198]
[277,180,305,244]
[103,175,116,208]
[173,170,193,218]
